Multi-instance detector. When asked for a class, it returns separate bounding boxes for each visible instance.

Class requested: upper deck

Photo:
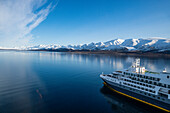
[122,69,170,85]
[121,58,170,85]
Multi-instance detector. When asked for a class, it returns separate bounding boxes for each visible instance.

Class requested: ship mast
[132,58,145,73]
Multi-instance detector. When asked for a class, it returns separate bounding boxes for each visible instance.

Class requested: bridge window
[107,75,111,77]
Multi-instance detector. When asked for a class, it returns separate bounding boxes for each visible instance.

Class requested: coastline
[0,49,170,58]
[27,49,170,58]
[67,50,170,57]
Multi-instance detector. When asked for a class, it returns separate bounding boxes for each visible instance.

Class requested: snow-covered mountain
[24,38,170,52]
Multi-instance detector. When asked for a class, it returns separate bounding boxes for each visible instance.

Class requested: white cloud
[0,0,57,47]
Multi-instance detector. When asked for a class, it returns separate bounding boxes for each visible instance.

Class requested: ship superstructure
[100,58,170,112]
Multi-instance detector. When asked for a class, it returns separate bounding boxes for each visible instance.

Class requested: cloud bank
[0,0,57,47]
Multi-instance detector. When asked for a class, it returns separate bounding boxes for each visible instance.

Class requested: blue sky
[0,0,170,47]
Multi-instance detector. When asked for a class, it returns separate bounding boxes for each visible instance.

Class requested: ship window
[167,76,169,79]
[162,84,166,88]
[145,89,148,91]
[137,86,140,88]
[168,85,170,88]
[157,78,160,81]
[158,83,162,86]
[141,79,144,82]
[146,76,148,79]
[143,84,145,86]
[154,82,157,85]
[149,81,152,84]
[145,80,148,83]
[140,83,142,85]
[158,97,160,99]
[153,95,155,97]
[141,88,144,90]
[150,77,153,80]
[148,94,151,96]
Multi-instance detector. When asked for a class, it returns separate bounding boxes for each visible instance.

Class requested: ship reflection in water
[100,85,166,113]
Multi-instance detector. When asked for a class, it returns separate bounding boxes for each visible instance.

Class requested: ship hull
[102,79,170,112]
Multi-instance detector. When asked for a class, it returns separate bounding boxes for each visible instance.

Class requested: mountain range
[24,38,170,52]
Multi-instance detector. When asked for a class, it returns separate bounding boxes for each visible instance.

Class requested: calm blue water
[0,51,169,113]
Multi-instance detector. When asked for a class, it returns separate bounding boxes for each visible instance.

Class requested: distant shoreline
[0,49,170,58]
[30,49,170,58]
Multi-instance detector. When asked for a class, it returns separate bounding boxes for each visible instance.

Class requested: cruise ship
[100,58,170,112]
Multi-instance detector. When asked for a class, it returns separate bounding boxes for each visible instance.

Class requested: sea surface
[0,51,169,113]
